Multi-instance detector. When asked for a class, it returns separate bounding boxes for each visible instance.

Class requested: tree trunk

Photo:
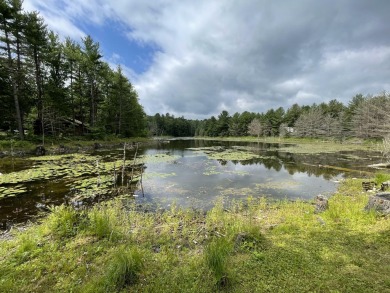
[2,18,24,139]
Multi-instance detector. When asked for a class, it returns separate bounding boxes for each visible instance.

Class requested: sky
[23,0,390,119]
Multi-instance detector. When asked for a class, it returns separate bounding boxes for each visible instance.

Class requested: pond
[0,139,381,229]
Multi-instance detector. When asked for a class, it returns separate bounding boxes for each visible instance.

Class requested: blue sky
[88,20,157,74]
[23,0,390,119]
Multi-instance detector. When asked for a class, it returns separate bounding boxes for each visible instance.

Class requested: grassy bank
[0,135,380,155]
[1,179,389,292]
[195,136,380,154]
[0,136,151,154]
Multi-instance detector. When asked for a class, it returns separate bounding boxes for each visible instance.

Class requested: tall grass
[46,205,80,238]
[204,237,233,287]
[1,178,389,292]
[85,247,144,292]
[374,172,390,185]
[88,206,116,240]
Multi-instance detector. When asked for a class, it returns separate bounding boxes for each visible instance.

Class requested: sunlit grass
[0,178,389,292]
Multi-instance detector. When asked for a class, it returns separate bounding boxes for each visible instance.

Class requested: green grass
[195,136,377,153]
[0,136,150,153]
[205,237,233,287]
[0,179,389,292]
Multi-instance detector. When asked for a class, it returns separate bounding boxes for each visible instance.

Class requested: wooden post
[122,142,126,186]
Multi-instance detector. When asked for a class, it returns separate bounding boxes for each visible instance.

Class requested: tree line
[148,93,390,140]
[2,1,388,142]
[0,0,147,140]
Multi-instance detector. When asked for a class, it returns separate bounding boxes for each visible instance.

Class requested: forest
[2,0,390,142]
[0,0,147,141]
[148,93,390,140]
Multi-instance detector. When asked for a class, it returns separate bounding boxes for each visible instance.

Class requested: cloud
[23,0,85,39]
[23,0,390,118]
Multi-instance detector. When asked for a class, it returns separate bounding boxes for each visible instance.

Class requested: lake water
[0,139,379,229]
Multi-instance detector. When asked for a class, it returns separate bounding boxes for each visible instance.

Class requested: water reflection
[0,139,379,229]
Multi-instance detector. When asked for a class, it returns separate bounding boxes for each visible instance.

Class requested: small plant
[204,237,232,288]
[47,205,79,238]
[103,247,144,291]
[88,206,114,239]
[14,234,38,263]
[375,172,390,185]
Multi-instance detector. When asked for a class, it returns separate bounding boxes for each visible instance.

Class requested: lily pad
[0,185,28,199]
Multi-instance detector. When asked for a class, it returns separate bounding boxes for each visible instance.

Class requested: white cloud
[23,0,390,118]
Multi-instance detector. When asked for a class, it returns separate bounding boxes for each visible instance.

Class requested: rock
[380,181,390,191]
[35,145,46,156]
[234,233,248,250]
[314,194,328,214]
[93,143,102,150]
[152,245,161,253]
[35,203,48,210]
[317,217,326,225]
[365,192,390,215]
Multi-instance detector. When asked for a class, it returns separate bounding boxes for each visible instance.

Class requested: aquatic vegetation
[203,165,223,176]
[208,150,258,161]
[0,152,148,200]
[0,185,27,199]
[218,187,255,197]
[255,180,301,190]
[137,153,180,164]
[142,172,176,179]
[187,146,259,161]
[278,142,372,154]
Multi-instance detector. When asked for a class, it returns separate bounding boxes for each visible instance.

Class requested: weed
[90,247,144,292]
[14,234,38,263]
[374,172,390,185]
[47,205,80,238]
[205,237,232,287]
[88,206,115,240]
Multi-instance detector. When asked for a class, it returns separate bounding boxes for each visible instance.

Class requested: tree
[0,0,26,139]
[82,35,102,128]
[248,118,263,139]
[24,11,47,136]
[216,110,230,136]
[284,104,302,127]
[351,93,390,139]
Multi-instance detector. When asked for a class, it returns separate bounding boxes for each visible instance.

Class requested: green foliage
[0,1,147,140]
[13,234,39,264]
[205,237,232,286]
[374,172,390,185]
[47,205,80,238]
[96,247,144,292]
[88,205,117,240]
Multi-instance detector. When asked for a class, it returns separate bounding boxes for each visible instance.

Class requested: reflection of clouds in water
[136,141,341,209]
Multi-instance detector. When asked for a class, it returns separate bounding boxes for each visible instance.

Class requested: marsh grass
[47,205,81,238]
[1,178,389,292]
[84,247,144,292]
[374,172,390,185]
[205,237,233,287]
[88,205,118,240]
